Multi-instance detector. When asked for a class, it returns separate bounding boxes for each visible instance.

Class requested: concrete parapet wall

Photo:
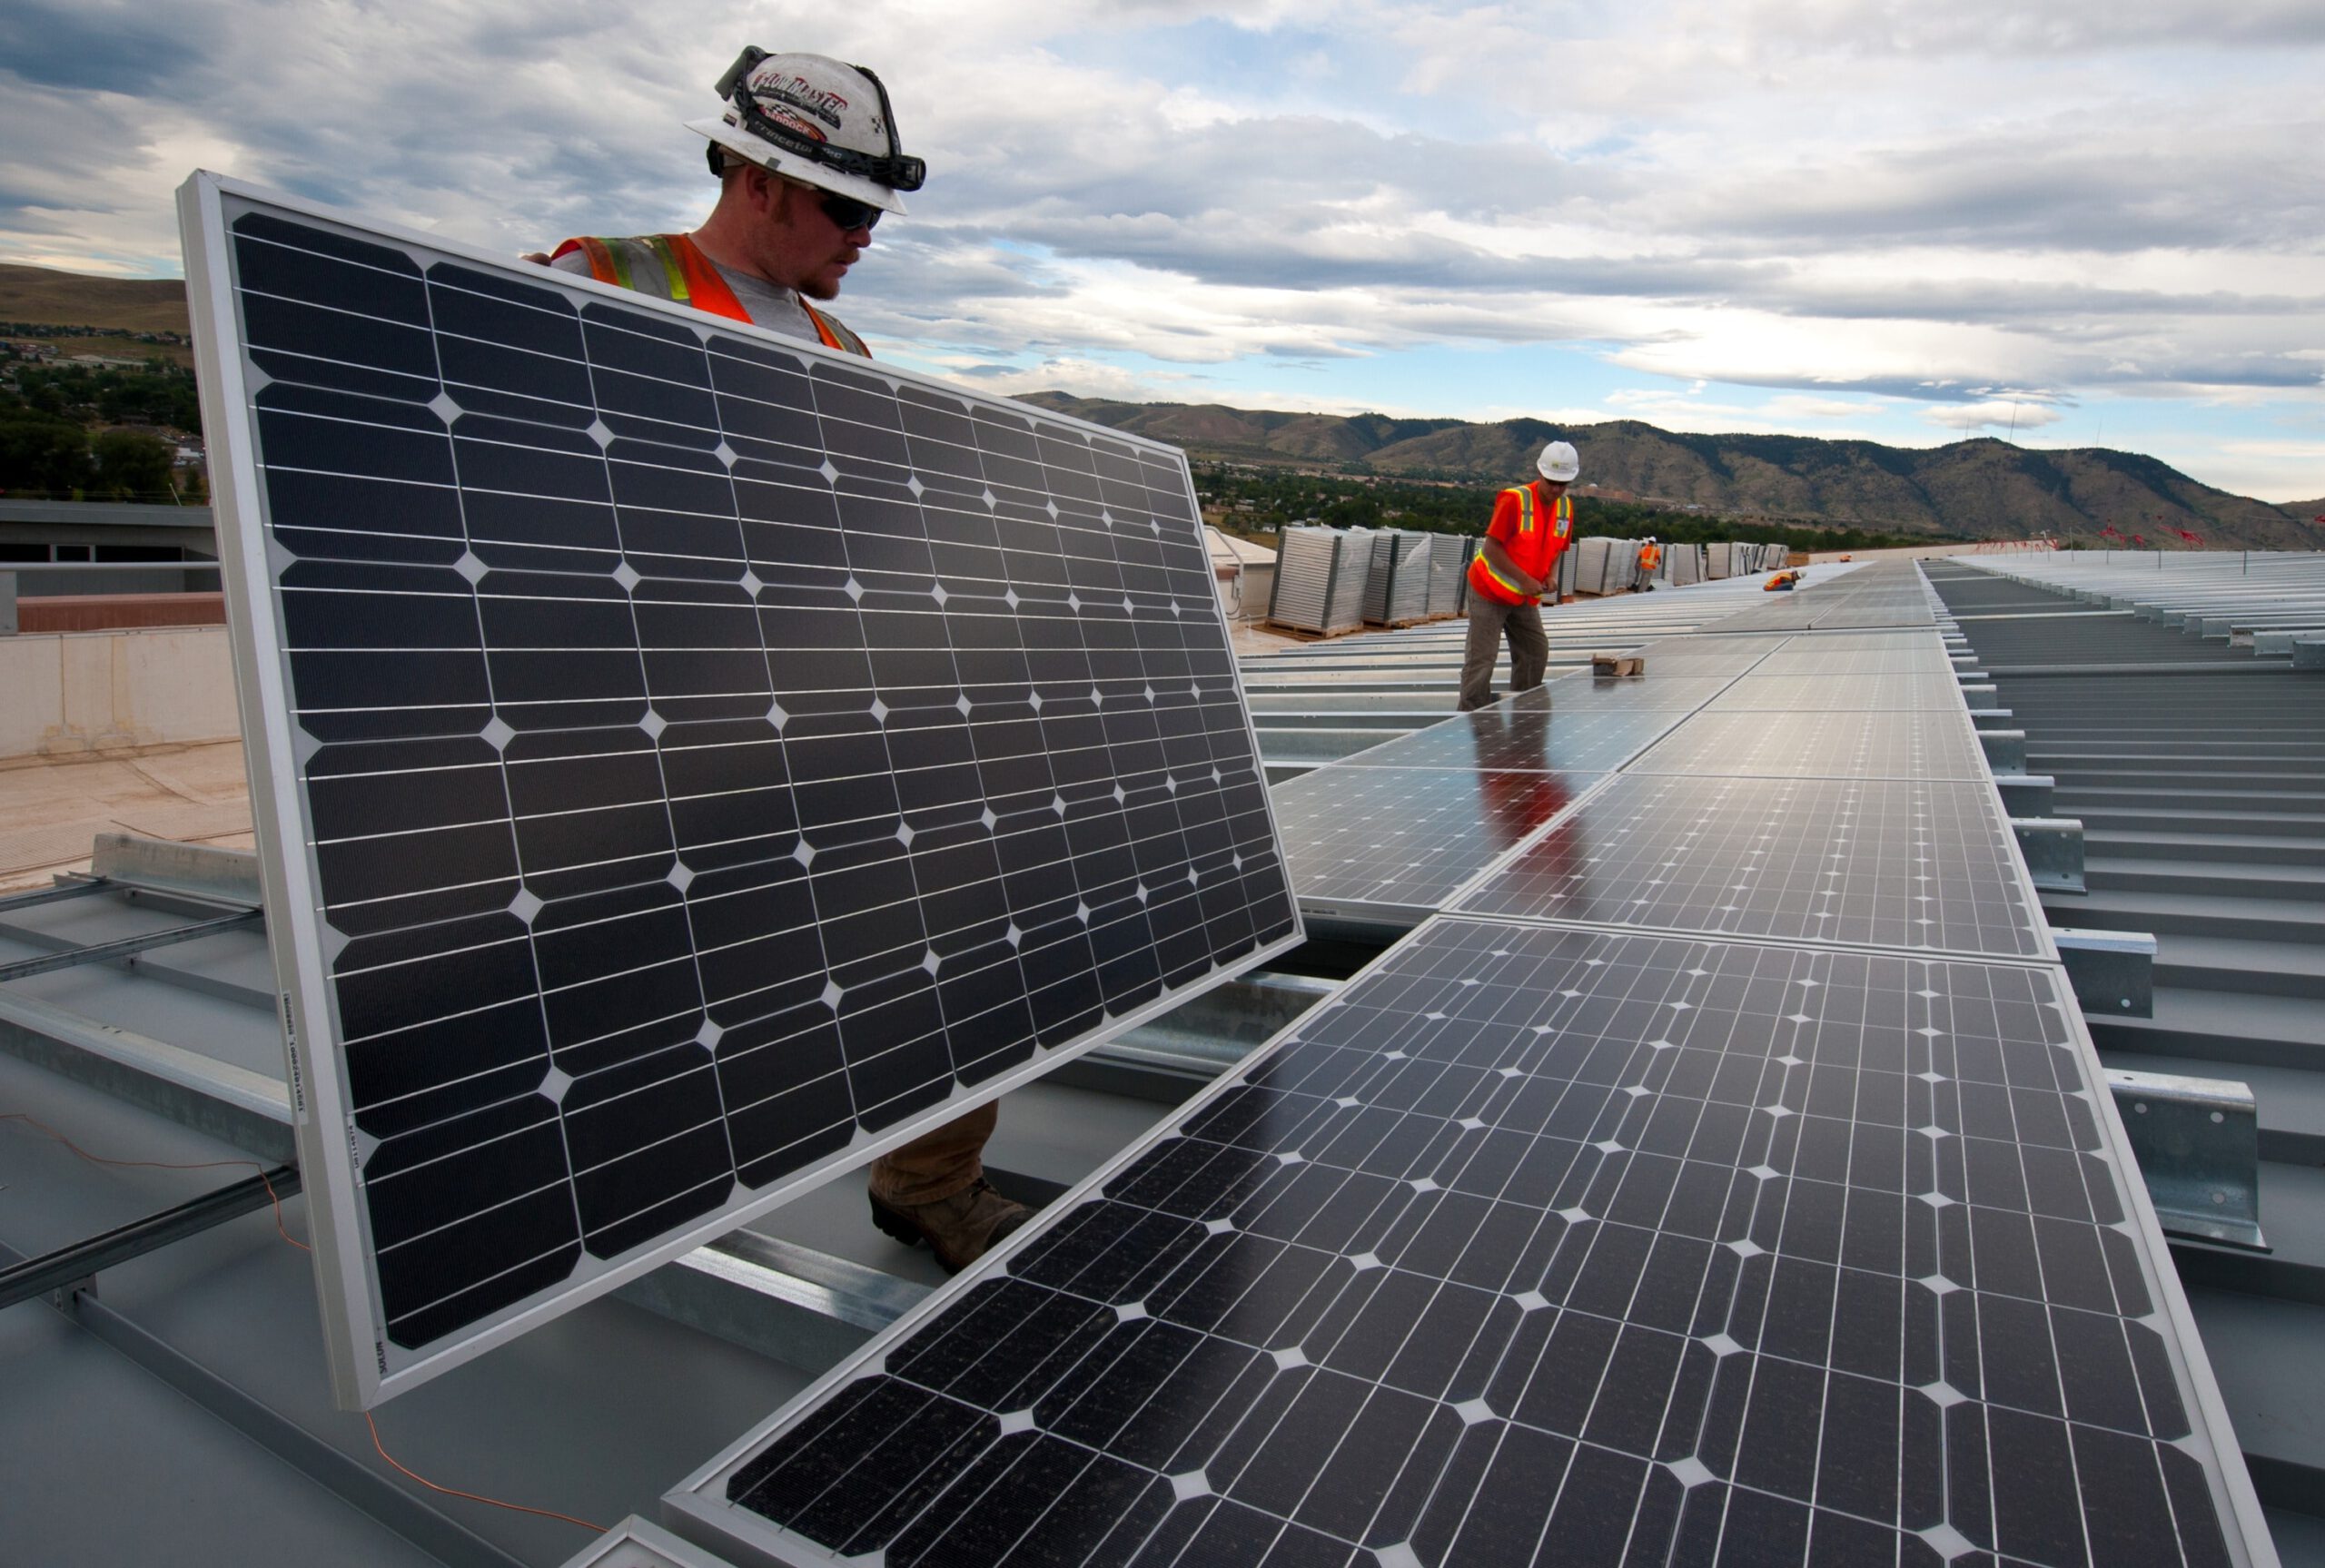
[0,625,240,757]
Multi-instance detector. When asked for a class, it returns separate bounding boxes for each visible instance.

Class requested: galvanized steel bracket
[1977,727,2028,771]
[1993,773,2054,816]
[2013,817,2085,892]
[2053,926,2154,1017]
[2105,1069,2268,1252]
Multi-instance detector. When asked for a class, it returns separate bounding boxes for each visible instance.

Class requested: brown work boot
[868,1178,1032,1273]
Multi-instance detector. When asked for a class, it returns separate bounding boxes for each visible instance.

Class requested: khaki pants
[867,1102,996,1207]
[1459,596,1548,712]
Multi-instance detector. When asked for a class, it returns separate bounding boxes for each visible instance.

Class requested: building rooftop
[6,555,2321,1565]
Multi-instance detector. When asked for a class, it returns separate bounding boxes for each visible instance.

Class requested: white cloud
[1924,399,2068,432]
[1,0,2319,498]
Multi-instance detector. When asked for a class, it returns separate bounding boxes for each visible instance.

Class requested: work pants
[1459,595,1548,712]
[867,1102,996,1207]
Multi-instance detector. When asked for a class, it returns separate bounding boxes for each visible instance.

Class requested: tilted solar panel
[179,173,1301,1405]
[669,918,2267,1567]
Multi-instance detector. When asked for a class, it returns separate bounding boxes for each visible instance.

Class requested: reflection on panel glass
[1275,765,1594,921]
[1339,687,1685,775]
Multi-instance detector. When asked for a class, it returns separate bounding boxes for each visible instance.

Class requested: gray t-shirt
[549,244,821,343]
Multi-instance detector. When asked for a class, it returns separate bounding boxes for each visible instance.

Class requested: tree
[0,405,97,496]
[91,429,176,500]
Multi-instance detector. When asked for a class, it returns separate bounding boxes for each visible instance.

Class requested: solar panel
[1626,709,1989,781]
[1628,635,1795,674]
[1529,674,1740,712]
[1338,688,1686,775]
[669,917,2266,1568]
[1273,765,1602,932]
[1749,641,1960,677]
[1451,774,2048,959]
[1707,674,1970,713]
[179,173,1302,1405]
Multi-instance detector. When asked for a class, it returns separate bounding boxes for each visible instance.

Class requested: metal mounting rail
[0,879,112,914]
[0,1163,302,1312]
[0,909,262,985]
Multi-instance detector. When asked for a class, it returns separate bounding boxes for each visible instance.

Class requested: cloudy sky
[5,0,2320,499]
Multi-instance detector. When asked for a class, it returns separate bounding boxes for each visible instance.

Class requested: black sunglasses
[816,190,883,233]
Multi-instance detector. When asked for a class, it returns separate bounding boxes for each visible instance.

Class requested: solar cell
[1627,635,1795,674]
[1707,674,1969,713]
[181,174,1301,1404]
[1530,674,1739,711]
[1274,766,1601,931]
[672,917,2263,1568]
[1748,641,1960,677]
[1451,774,2047,959]
[1626,709,1988,781]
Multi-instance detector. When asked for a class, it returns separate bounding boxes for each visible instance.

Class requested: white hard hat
[1538,440,1580,482]
[687,49,924,215]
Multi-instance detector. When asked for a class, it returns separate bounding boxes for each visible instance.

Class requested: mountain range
[1024,395,2320,551]
[4,261,2311,549]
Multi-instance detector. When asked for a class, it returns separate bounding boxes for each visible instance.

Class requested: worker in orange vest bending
[1636,537,1662,591]
[1459,440,1579,711]
[542,49,1029,1275]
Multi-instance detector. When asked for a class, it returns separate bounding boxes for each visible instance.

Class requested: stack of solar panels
[1566,536,1616,594]
[1664,542,1705,586]
[1571,534,1646,594]
[1325,528,1373,631]
[673,557,2273,1568]
[1423,533,1471,619]
[1268,525,1361,635]
[1361,529,1434,626]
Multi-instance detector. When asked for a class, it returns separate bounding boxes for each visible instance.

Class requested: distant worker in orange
[1635,537,1662,591]
[1459,439,1578,712]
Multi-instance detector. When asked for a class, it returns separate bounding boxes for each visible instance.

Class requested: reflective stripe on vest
[548,233,869,357]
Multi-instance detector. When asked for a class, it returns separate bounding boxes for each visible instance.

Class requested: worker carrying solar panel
[540,48,1032,1274]
[1459,440,1580,711]
[543,49,924,362]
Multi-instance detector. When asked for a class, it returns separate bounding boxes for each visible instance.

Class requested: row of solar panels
[664,565,2275,1567]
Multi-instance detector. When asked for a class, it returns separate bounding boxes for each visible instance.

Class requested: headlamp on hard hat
[712,45,927,192]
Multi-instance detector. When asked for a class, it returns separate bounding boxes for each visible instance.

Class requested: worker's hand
[519,251,550,267]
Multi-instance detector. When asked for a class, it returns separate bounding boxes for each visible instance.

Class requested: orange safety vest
[1638,543,1661,572]
[1466,484,1573,606]
[548,232,870,357]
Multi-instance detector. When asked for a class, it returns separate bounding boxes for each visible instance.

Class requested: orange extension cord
[3,1110,606,1535]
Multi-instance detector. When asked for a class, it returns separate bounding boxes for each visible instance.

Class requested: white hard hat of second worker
[686,48,926,215]
[1538,440,1580,482]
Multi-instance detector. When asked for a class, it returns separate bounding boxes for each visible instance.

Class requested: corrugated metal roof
[1927,558,2325,1553]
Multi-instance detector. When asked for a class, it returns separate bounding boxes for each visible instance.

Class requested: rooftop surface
[6,558,2320,1565]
